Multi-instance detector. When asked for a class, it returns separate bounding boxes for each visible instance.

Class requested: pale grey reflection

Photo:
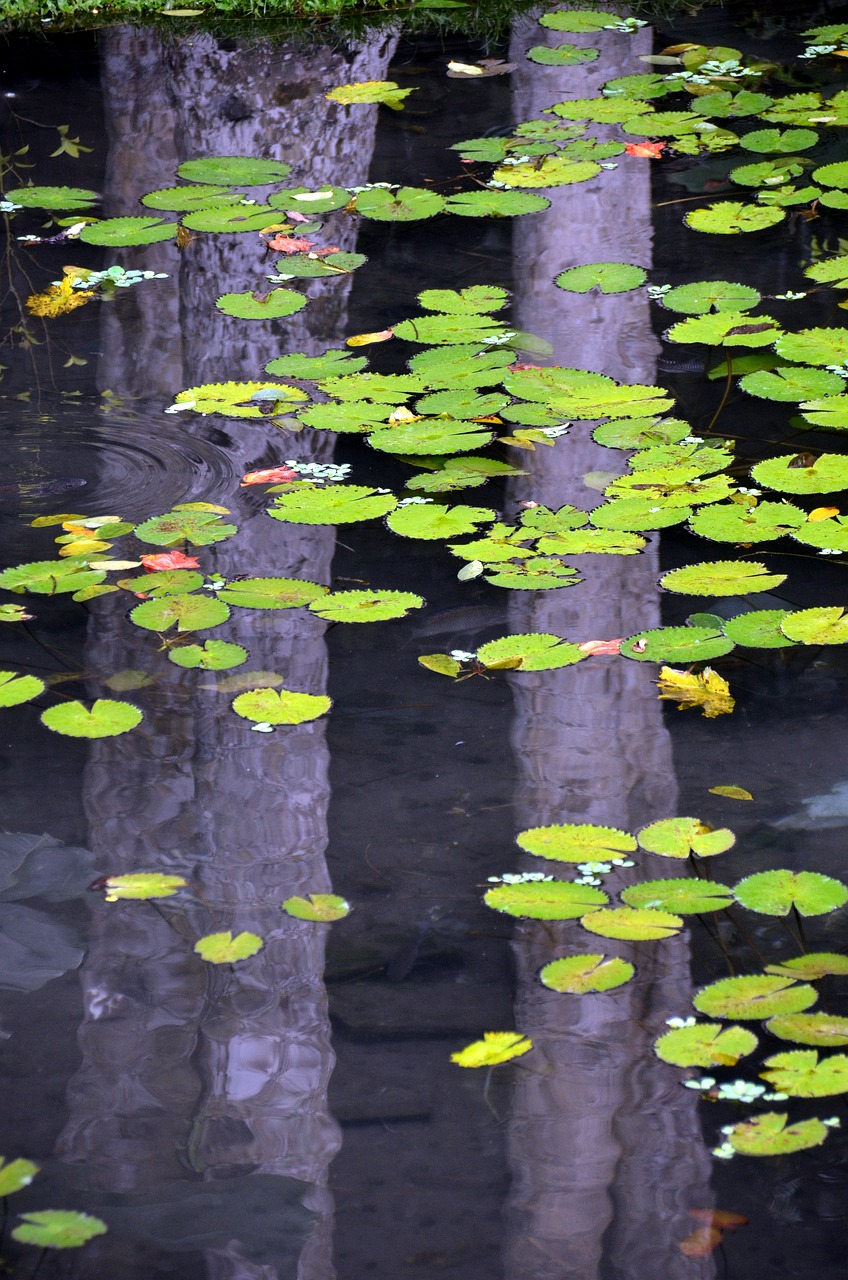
[502,17,714,1280]
[53,30,396,1279]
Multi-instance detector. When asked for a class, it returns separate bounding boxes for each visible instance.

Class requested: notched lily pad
[734,869,848,917]
[282,893,350,921]
[539,954,634,994]
[12,1211,107,1249]
[231,687,332,725]
[637,817,735,859]
[516,823,636,862]
[693,974,817,1020]
[726,1112,831,1157]
[580,907,683,941]
[41,700,142,739]
[450,1031,532,1067]
[766,1013,848,1048]
[484,879,608,919]
[102,872,186,901]
[195,931,264,963]
[654,1023,757,1068]
[760,1050,848,1097]
[308,590,424,623]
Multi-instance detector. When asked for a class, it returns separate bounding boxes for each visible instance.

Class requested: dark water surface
[1,7,848,1279]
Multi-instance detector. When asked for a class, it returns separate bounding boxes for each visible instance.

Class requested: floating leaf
[654,1023,757,1067]
[0,558,105,596]
[369,420,496,455]
[591,497,691,532]
[231,687,331,725]
[79,217,176,246]
[751,453,848,495]
[774,327,848,366]
[173,379,306,419]
[580,907,683,941]
[267,485,397,524]
[813,160,848,189]
[554,262,647,294]
[102,873,186,901]
[326,80,413,109]
[392,313,510,346]
[484,559,581,590]
[666,311,781,348]
[550,96,654,122]
[693,975,817,1020]
[354,187,445,220]
[130,594,229,633]
[622,878,734,914]
[450,1031,532,1068]
[780,607,848,644]
[689,500,805,543]
[265,350,367,379]
[638,817,735,859]
[141,185,242,211]
[660,560,786,595]
[484,880,608,919]
[721,610,795,649]
[41,700,142,739]
[121,569,204,597]
[308,590,424,623]
[418,654,462,677]
[268,185,352,212]
[176,156,292,185]
[740,366,843,402]
[539,8,630,32]
[660,279,761,314]
[742,127,818,153]
[217,577,328,609]
[266,251,366,278]
[766,953,848,980]
[805,256,848,289]
[656,665,735,717]
[709,785,753,800]
[760,1050,848,1097]
[766,1013,848,1048]
[12,1211,107,1249]
[727,1112,831,1157]
[734,869,848,917]
[216,289,306,319]
[194,931,264,963]
[414,389,508,418]
[444,190,551,217]
[516,823,636,862]
[386,504,495,540]
[492,156,601,189]
[539,954,634,993]
[168,641,247,670]
[7,185,98,210]
[182,205,277,233]
[684,202,785,234]
[135,509,237,547]
[477,634,587,671]
[0,672,45,708]
[282,893,350,921]
[0,604,32,622]
[527,43,600,65]
[0,1158,38,1197]
[621,626,734,663]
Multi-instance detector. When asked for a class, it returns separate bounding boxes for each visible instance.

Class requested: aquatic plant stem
[705,352,733,435]
[791,904,808,953]
[29,1248,47,1280]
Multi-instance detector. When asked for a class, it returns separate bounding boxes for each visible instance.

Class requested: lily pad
[637,817,735,859]
[554,262,647,294]
[750,453,848,494]
[176,156,292,185]
[765,953,848,980]
[130,594,229,633]
[232,688,331,725]
[684,202,785,234]
[740,366,844,401]
[135,509,237,547]
[760,1050,848,1097]
[620,626,735,663]
[516,822,636,862]
[445,190,552,218]
[667,311,781,348]
[267,252,366,279]
[734,869,848,917]
[0,558,105,596]
[450,1031,532,1068]
[194,931,264,963]
[141,185,241,211]
[267,485,397,524]
[492,156,601,189]
[774,327,848,366]
[741,127,818,153]
[369,420,496,455]
[659,560,787,595]
[727,1112,831,1157]
[476,634,587,671]
[539,8,631,32]
[527,43,600,65]
[168,641,247,670]
[41,700,142,739]
[622,878,734,914]
[386,504,495,540]
[781,607,848,644]
[660,279,761,314]
[722,610,796,649]
[654,1023,757,1067]
[265,350,367,379]
[539,954,634,993]
[353,187,446,220]
[0,672,45,708]
[182,205,277,233]
[12,1211,107,1249]
[216,289,307,319]
[102,873,186,901]
[79,217,177,246]
[484,879,608,919]
[591,497,691,532]
[326,80,413,110]
[689,501,806,543]
[580,907,683,941]
[282,893,350,922]
[693,974,817,1019]
[308,590,424,623]
[217,577,328,609]
[766,1013,848,1048]
[7,185,98,210]
[0,1158,39,1197]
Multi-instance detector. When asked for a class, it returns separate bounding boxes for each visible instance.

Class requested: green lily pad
[689,501,806,542]
[176,156,292,185]
[766,1013,848,1048]
[182,205,277,233]
[406,345,513,387]
[666,311,781,348]
[537,527,647,555]
[319,372,426,400]
[516,823,636,862]
[551,95,654,123]
[418,654,462,678]
[0,1159,39,1197]
[326,80,413,109]
[41,700,142,739]
[734,869,848,917]
[740,366,844,401]
[580,907,683,941]
[418,285,510,315]
[7,185,98,210]
[414,389,508,418]
[141,185,241,211]
[484,879,608,919]
[660,279,761,314]
[268,251,366,279]
[0,558,106,596]
[721,610,796,649]
[620,626,735,663]
[774,327,848,366]
[392,313,510,346]
[492,156,601,189]
[216,289,307,319]
[265,350,367,379]
[654,1023,758,1067]
[751,453,848,494]
[760,1050,848,1097]
[659,560,787,595]
[554,262,647,294]
[168,641,247,670]
[121,570,204,597]
[173,379,306,418]
[298,403,390,433]
[805,256,848,289]
[741,127,818,153]
[637,817,735,859]
[765,953,848,980]
[591,497,692,532]
[813,160,848,189]
[353,186,446,220]
[799,394,848,429]
[231,687,332,725]
[12,1211,107,1249]
[130,594,229,633]
[622,878,734,914]
[693,974,817,1019]
[0,672,45,708]
[484,559,581,590]
[727,1112,831,1157]
[102,873,186,901]
[539,8,631,31]
[308,590,424,623]
[781,607,848,644]
[504,366,672,418]
[450,1032,532,1068]
[476,634,587,671]
[369,420,496,455]
[194,931,264,963]
[79,217,177,246]
[684,202,786,234]
[282,893,350,922]
[216,577,328,609]
[592,418,691,449]
[386,504,495,540]
[135,509,237,547]
[268,185,352,212]
[0,604,32,622]
[527,42,600,65]
[539,954,634,993]
[267,485,397,524]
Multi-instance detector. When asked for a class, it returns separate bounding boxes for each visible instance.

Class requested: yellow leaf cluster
[656,665,735,719]
[26,274,95,319]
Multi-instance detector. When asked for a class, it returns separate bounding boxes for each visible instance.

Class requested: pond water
[2,3,848,1278]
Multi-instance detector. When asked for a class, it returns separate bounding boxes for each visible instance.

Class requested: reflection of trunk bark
[503,19,713,1280]
[58,29,394,1280]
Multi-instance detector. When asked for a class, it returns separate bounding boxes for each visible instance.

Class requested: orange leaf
[140,551,201,572]
[679,1227,722,1258]
[688,1209,748,1231]
[808,506,839,522]
[624,141,666,158]
[241,466,298,486]
[578,638,623,656]
[266,234,315,254]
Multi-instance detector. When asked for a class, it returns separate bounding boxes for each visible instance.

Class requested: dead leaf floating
[446,59,516,78]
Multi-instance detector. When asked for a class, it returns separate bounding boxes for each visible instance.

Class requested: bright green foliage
[168,641,247,670]
[182,205,277,232]
[418,653,463,678]
[450,1031,533,1068]
[554,262,647,294]
[12,1211,107,1249]
[267,485,397,524]
[414,389,508,417]
[592,418,691,448]
[654,1023,757,1068]
[813,160,848,189]
[805,256,848,288]
[766,953,848,980]
[0,604,31,622]
[121,570,204,596]
[539,8,629,31]
[270,252,367,280]
[527,43,600,66]
[79,217,177,246]
[740,127,818,152]
[781,607,848,644]
[173,380,306,418]
[406,346,511,387]
[659,560,787,595]
[0,671,45,707]
[319,373,426,400]
[539,954,634,993]
[504,366,672,418]
[751,453,848,493]
[216,289,307,319]
[418,286,508,314]
[727,1112,832,1157]
[0,1158,39,1196]
[620,626,734,663]
[484,879,608,919]
[740,366,843,401]
[194,931,264,963]
[268,186,351,212]
[535,528,645,554]
[476,634,586,671]
[734,869,848,917]
[693,975,817,1019]
[135,508,237,547]
[774,327,848,366]
[689,500,805,542]
[392,314,510,346]
[217,577,328,609]
[102,873,186,901]
[176,156,292,185]
[591,498,691,532]
[130,594,230,633]
[8,185,97,209]
[621,878,734,914]
[516,822,636,862]
[666,311,781,347]
[684,202,785,233]
[41,700,142,739]
[637,817,735,859]
[550,96,654,123]
[282,893,350,921]
[492,156,601,188]
[799,395,848,429]
[265,350,367,379]
[386,504,494,540]
[760,1051,848,1097]
[141,185,241,211]
[308,589,423,623]
[326,80,413,109]
[730,157,810,187]
[0,558,106,595]
[370,420,496,455]
[353,186,446,220]
[791,517,848,552]
[722,610,796,648]
[231,687,332,725]
[660,279,761,314]
[580,907,683,941]
[766,1014,848,1048]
